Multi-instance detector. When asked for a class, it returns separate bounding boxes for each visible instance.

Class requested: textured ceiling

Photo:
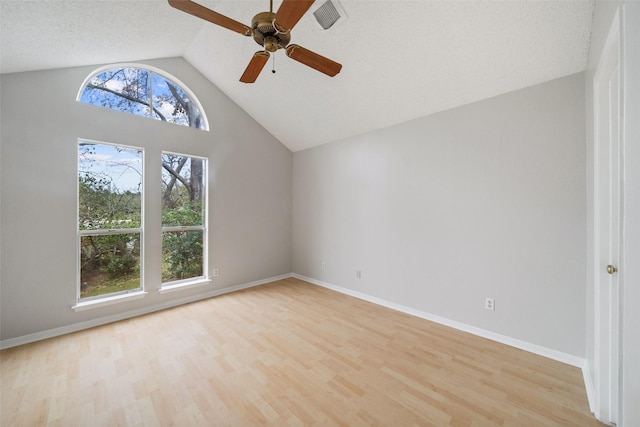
[0,0,594,152]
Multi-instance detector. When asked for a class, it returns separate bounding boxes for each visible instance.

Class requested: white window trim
[162,225,204,232]
[158,278,212,294]
[72,291,148,312]
[77,139,145,306]
[79,228,143,236]
[160,151,208,290]
[76,63,210,131]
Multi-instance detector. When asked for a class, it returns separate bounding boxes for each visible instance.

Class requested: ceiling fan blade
[240,51,270,83]
[285,44,342,77]
[274,0,316,32]
[168,0,252,36]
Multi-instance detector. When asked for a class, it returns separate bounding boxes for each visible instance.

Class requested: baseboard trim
[0,273,292,350]
[293,273,586,369]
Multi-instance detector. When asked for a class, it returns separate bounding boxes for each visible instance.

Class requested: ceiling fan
[168,0,342,83]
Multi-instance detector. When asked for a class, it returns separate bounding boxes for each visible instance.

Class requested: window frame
[160,151,209,291]
[73,139,147,311]
[73,64,211,311]
[76,63,210,131]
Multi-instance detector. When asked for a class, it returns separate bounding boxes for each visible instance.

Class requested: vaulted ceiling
[0,0,594,152]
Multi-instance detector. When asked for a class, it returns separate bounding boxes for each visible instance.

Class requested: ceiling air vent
[313,0,342,30]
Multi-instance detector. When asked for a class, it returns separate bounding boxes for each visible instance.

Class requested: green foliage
[80,273,140,299]
[160,158,205,283]
[105,253,138,278]
[79,174,141,230]
[162,202,203,226]
[80,233,141,298]
[162,230,203,282]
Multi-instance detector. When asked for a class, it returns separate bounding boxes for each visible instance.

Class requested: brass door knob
[607,265,618,275]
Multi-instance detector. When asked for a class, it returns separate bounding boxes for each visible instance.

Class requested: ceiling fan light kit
[168,0,342,84]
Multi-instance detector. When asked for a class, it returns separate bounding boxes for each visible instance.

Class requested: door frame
[592,8,623,425]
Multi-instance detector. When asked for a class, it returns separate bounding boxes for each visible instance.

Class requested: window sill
[72,291,148,312]
[159,278,211,294]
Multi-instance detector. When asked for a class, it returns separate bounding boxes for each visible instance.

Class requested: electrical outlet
[212,268,219,277]
[356,270,362,279]
[485,297,495,311]
[321,261,326,270]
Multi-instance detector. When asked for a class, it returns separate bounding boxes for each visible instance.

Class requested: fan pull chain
[272,54,276,74]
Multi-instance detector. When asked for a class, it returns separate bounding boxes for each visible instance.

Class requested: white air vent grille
[313,0,341,30]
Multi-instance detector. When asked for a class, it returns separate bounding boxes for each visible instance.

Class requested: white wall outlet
[356,270,362,279]
[212,268,219,277]
[322,261,326,270]
[485,297,495,311]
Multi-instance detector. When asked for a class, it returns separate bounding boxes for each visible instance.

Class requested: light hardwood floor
[1,277,602,426]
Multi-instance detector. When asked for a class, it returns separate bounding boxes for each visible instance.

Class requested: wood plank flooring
[1,277,603,426]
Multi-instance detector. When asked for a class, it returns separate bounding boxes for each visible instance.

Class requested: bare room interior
[1,0,639,426]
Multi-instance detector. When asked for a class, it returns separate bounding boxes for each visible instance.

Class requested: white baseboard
[0,273,292,350]
[292,273,586,369]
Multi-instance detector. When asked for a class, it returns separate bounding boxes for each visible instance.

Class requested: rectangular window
[161,153,207,285]
[78,142,143,300]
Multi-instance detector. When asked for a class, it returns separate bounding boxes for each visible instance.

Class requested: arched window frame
[77,63,209,131]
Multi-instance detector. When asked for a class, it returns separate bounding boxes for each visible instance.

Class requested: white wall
[293,73,586,357]
[0,57,292,343]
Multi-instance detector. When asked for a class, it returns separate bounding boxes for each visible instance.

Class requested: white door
[593,10,622,425]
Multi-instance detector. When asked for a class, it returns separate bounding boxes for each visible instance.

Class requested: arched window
[78,65,208,130]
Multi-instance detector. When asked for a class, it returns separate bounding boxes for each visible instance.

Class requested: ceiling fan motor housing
[251,11,291,52]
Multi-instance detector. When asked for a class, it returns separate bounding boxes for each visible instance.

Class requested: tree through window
[77,65,209,302]
[162,153,207,283]
[79,66,207,130]
[78,142,143,299]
